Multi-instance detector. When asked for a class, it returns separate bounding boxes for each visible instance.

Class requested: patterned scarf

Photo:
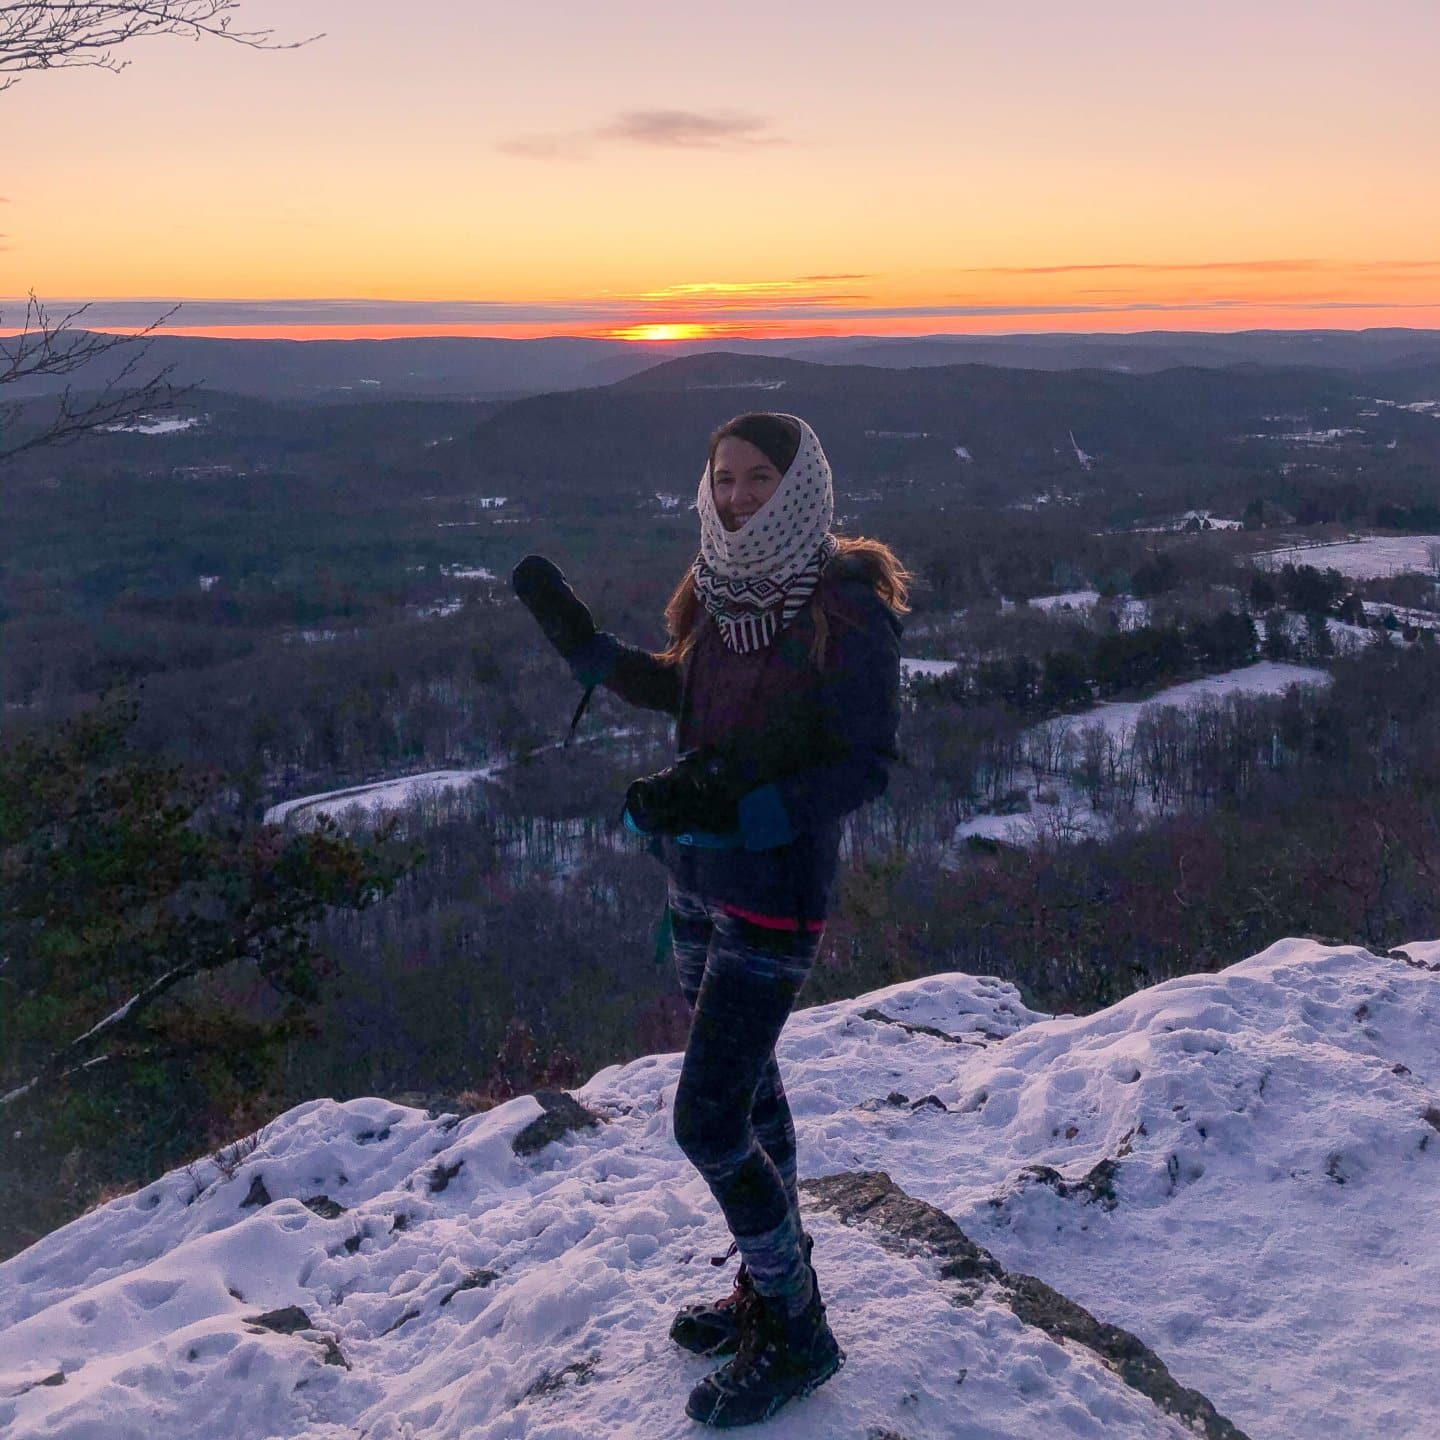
[692,414,838,654]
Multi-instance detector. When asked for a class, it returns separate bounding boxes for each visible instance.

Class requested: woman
[513,412,906,1427]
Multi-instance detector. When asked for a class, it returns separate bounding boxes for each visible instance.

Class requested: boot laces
[709,1240,739,1267]
[727,1287,783,1383]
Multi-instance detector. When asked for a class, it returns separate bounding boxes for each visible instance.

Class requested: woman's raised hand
[511,555,618,687]
[511,555,596,657]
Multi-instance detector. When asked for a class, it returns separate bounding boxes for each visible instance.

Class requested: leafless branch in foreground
[0,292,196,460]
[0,2,321,91]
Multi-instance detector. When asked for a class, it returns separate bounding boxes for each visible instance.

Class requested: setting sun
[608,323,712,342]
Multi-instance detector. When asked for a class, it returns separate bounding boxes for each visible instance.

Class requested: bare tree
[0,292,191,459]
[0,2,317,91]
[0,4,320,458]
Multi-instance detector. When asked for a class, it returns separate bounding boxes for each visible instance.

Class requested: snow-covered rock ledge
[2,940,1438,1438]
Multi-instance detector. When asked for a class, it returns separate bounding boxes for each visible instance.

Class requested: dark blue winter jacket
[596,552,902,926]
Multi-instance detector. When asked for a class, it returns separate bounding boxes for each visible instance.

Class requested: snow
[954,444,974,462]
[1068,431,1094,470]
[198,576,219,592]
[97,415,202,436]
[1272,427,1364,443]
[3,941,1437,1438]
[264,767,504,828]
[1180,510,1244,531]
[900,657,958,680]
[1359,601,1440,632]
[685,379,786,391]
[1043,662,1328,745]
[1027,590,1100,613]
[440,566,497,581]
[954,662,1331,848]
[265,731,641,830]
[1256,535,1440,580]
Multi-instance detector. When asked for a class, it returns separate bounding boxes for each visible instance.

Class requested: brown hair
[706,412,801,476]
[657,535,912,670]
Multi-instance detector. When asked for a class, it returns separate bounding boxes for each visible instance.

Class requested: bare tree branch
[0,2,321,90]
[0,291,197,459]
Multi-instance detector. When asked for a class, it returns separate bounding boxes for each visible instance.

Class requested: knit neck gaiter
[692,414,837,654]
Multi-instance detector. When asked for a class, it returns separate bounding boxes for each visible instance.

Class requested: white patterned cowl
[692,414,838,654]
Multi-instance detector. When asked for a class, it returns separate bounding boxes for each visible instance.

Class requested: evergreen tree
[0,693,415,1257]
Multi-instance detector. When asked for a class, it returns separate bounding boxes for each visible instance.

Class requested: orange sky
[4,1,1439,341]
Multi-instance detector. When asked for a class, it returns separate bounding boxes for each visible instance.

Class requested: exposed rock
[10,1371,67,1398]
[801,1170,1249,1440]
[240,1175,271,1209]
[428,1159,464,1193]
[520,1353,598,1399]
[245,1305,349,1368]
[381,1307,420,1336]
[858,1007,1001,1045]
[303,1195,346,1219]
[999,1156,1122,1211]
[245,1305,313,1335]
[511,1090,605,1157]
[1391,948,1440,973]
[317,1336,349,1367]
[440,1268,498,1306]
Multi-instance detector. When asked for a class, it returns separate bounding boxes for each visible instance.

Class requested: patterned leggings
[667,880,824,1309]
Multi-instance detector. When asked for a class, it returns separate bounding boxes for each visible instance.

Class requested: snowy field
[954,662,1330,848]
[900,656,959,680]
[1038,661,1329,746]
[1256,535,1440,580]
[98,415,203,436]
[265,730,642,829]
[1027,590,1100,613]
[263,767,505,828]
[1360,600,1440,631]
[3,940,1437,1439]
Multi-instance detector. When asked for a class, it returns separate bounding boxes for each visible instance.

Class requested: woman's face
[710,436,784,533]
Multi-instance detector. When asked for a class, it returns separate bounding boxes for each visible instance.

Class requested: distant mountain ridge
[8,327,1440,403]
[437,347,1440,506]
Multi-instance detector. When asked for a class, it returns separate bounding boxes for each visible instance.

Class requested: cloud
[634,279,869,310]
[19,293,1436,335]
[597,109,783,148]
[953,258,1440,278]
[499,108,784,159]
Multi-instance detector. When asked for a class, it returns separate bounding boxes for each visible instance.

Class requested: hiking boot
[669,1233,814,1358]
[684,1268,844,1428]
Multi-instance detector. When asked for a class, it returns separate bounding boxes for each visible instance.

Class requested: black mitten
[512,555,596,659]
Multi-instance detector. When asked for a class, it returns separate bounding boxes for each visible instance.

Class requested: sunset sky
[4,0,1439,341]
